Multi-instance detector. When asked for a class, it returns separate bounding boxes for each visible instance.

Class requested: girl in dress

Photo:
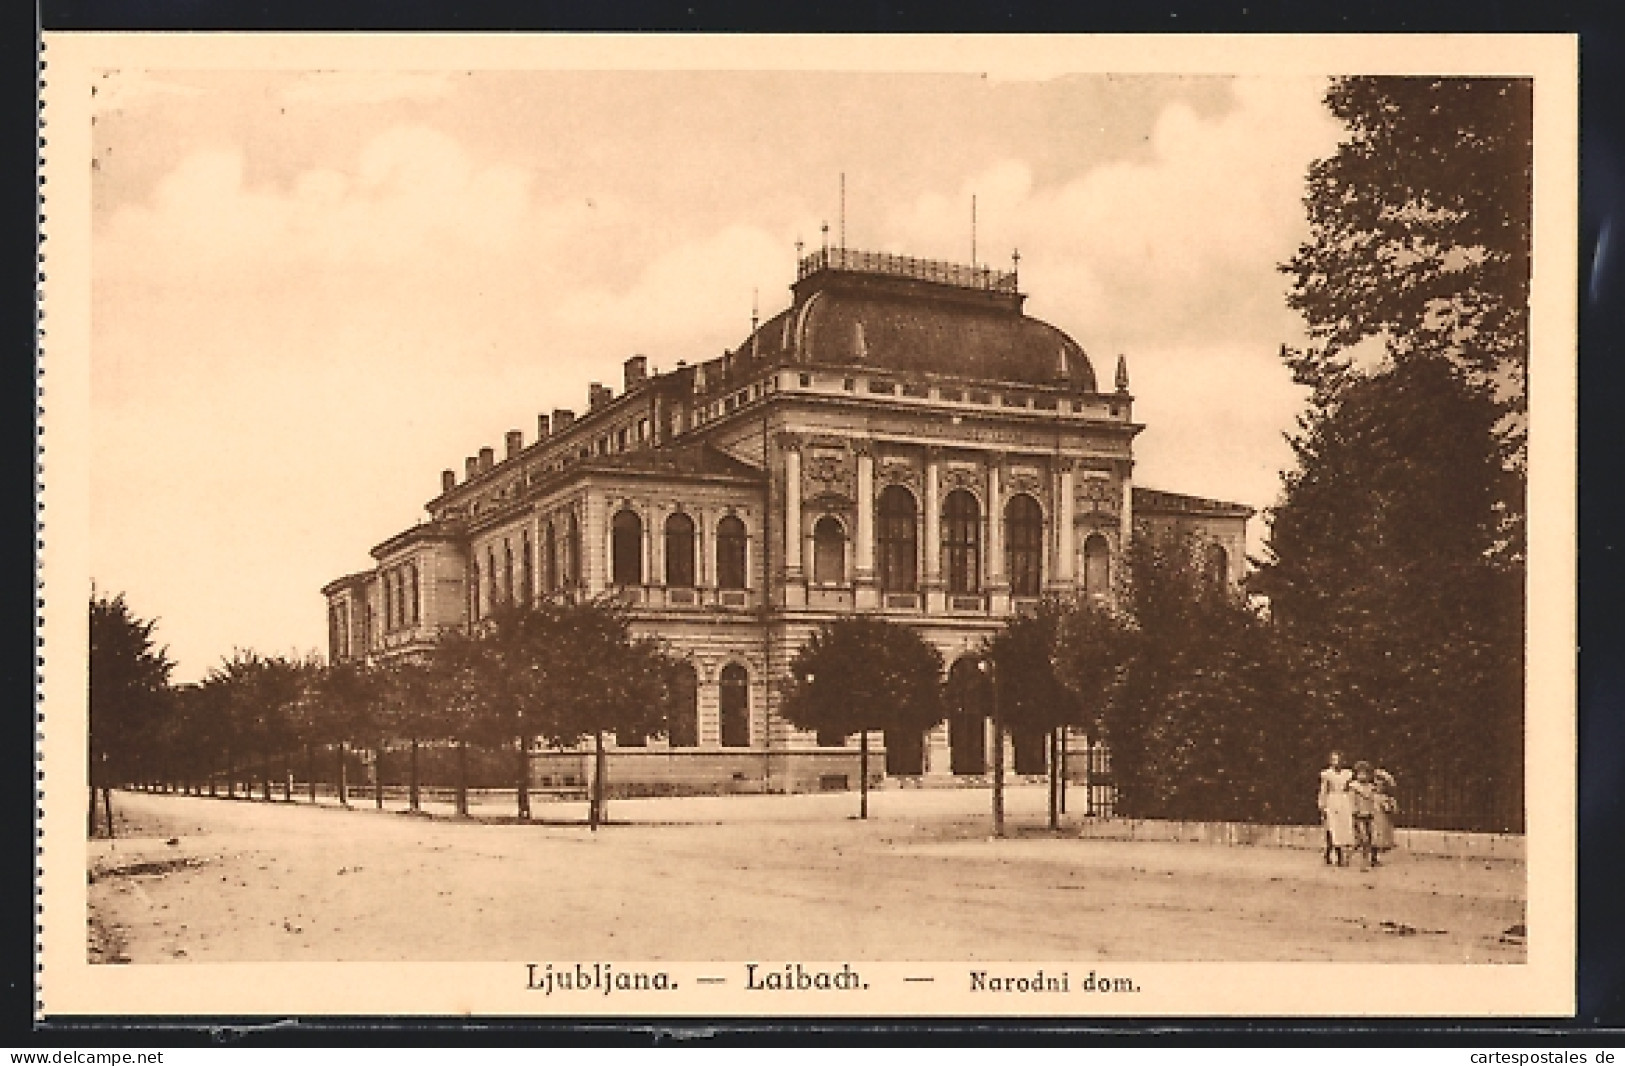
[1317,750,1355,866]
[1370,768,1398,865]
[1348,761,1378,870]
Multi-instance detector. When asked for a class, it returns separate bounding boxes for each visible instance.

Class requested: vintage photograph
[41,35,1577,1016]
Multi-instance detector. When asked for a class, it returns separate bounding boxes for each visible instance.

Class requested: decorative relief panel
[879,458,921,492]
[1077,474,1121,516]
[803,447,855,507]
[941,464,984,500]
[1005,466,1045,499]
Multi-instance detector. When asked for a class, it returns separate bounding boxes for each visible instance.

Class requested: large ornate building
[322,247,1251,791]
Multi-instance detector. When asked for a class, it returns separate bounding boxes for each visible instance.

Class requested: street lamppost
[977,655,1005,839]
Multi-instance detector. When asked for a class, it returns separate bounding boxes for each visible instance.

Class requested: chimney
[623,354,648,392]
[505,429,523,459]
[553,408,575,431]
[465,456,478,480]
[441,469,457,494]
[537,413,552,439]
[588,383,613,410]
[478,446,494,473]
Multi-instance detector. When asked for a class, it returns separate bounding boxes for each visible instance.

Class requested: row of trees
[91,596,681,833]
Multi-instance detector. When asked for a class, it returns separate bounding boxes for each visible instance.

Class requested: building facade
[322,247,1251,792]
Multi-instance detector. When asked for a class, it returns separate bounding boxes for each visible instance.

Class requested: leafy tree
[1067,536,1312,823]
[1255,358,1524,822]
[985,598,1085,830]
[1266,75,1531,832]
[316,660,377,806]
[427,628,488,816]
[782,617,946,820]
[1282,77,1531,467]
[472,600,674,825]
[89,592,175,835]
[378,657,440,812]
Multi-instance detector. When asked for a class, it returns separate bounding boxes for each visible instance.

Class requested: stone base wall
[1074,817,1526,861]
[527,748,886,797]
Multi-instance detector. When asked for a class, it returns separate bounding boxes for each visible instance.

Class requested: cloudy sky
[89,67,1346,680]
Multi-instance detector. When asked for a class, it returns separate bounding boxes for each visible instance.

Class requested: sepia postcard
[38,32,1578,1018]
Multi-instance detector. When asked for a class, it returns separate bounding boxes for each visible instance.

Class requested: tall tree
[1283,76,1532,470]
[1267,76,1531,829]
[782,617,946,821]
[1256,358,1524,821]
[89,592,175,834]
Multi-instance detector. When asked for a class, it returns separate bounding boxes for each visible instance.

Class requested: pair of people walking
[1317,751,1397,868]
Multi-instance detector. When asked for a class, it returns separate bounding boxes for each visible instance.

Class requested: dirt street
[86,787,1526,964]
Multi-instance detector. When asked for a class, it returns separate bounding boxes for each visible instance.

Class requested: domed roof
[728,249,1096,393]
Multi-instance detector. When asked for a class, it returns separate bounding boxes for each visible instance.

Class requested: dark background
[13,0,1625,1046]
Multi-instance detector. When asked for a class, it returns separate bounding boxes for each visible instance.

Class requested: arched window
[565,512,581,588]
[519,534,533,606]
[612,508,643,586]
[665,662,698,748]
[716,515,747,590]
[486,546,498,612]
[664,512,695,588]
[408,563,420,625]
[1204,542,1229,588]
[542,522,557,593]
[942,489,981,595]
[382,571,395,632]
[877,484,918,592]
[812,515,846,585]
[1005,493,1043,597]
[1083,534,1111,598]
[719,663,750,747]
[470,559,481,622]
[503,540,514,605]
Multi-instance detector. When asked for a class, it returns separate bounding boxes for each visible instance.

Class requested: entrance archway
[884,726,925,776]
[946,657,988,775]
[719,663,750,747]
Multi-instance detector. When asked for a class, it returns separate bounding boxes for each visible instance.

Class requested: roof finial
[795,236,804,260]
[821,221,829,253]
[751,288,759,332]
[1011,247,1021,286]
[1115,353,1130,393]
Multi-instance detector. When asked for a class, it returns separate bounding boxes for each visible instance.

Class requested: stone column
[783,443,803,576]
[986,461,1009,614]
[1056,461,1077,587]
[855,447,877,608]
[641,507,653,590]
[922,450,942,610]
[1119,465,1134,550]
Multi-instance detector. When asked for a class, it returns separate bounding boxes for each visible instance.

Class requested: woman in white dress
[1317,750,1355,866]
